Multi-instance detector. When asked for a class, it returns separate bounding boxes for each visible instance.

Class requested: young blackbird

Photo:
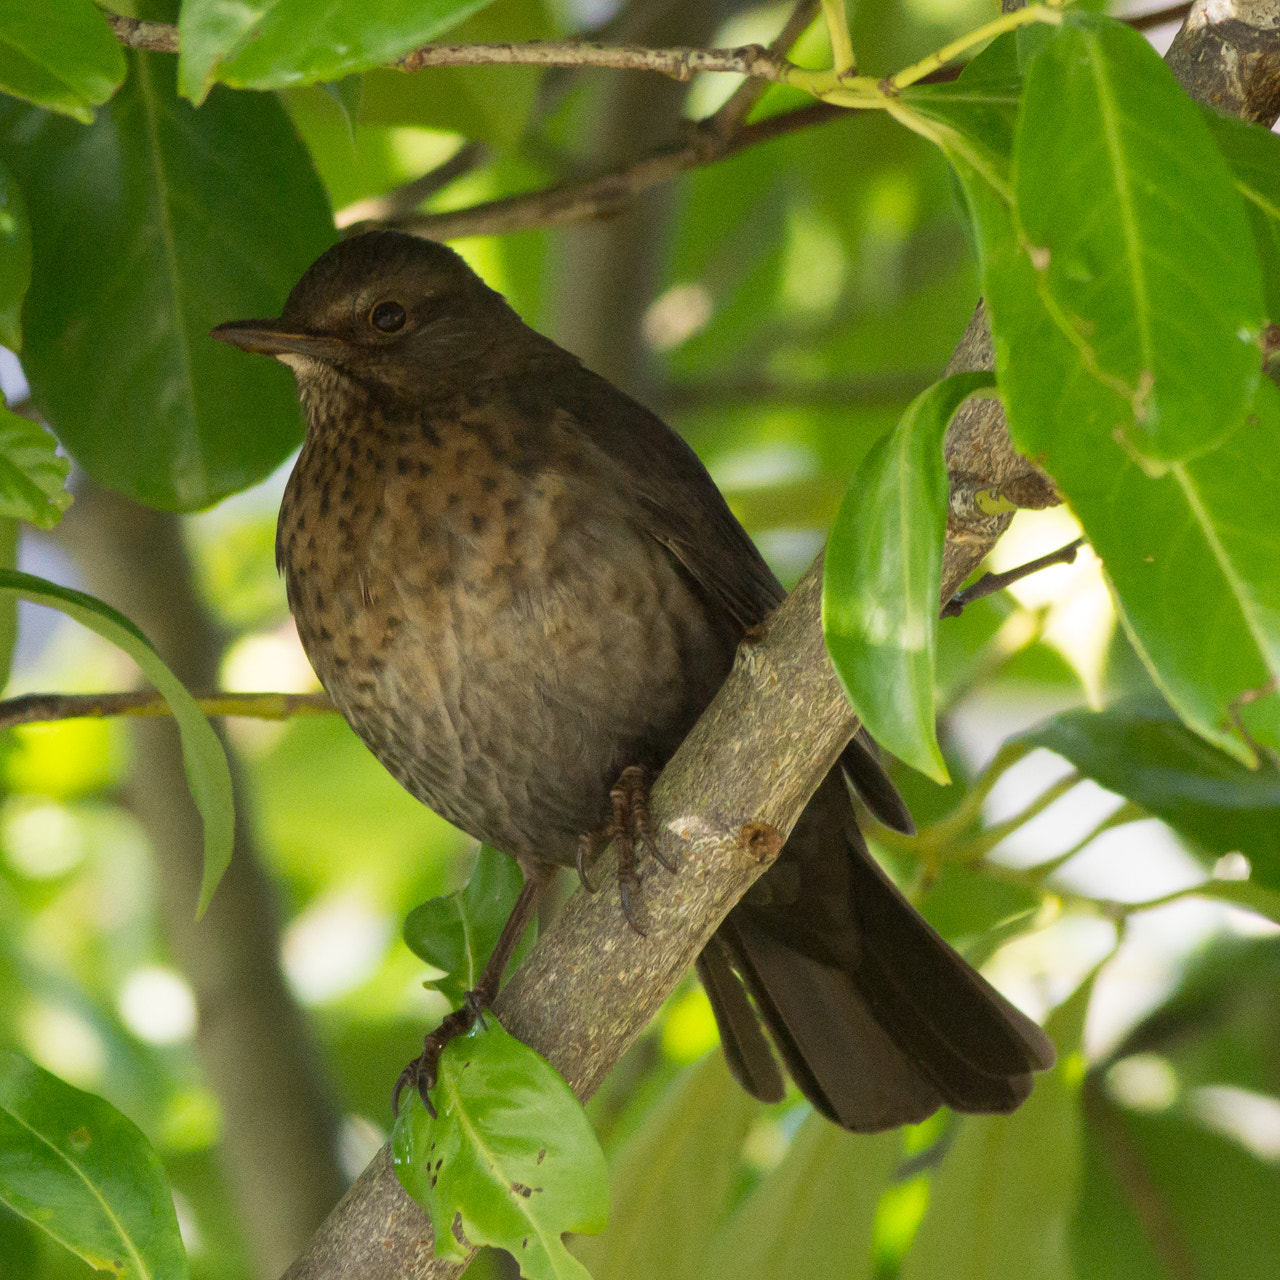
[213,230,1054,1131]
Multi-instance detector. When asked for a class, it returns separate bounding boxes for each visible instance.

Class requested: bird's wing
[567,363,785,630]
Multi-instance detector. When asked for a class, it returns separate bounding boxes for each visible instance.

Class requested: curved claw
[576,832,600,893]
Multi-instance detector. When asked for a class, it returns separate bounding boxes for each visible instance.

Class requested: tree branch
[0,689,333,730]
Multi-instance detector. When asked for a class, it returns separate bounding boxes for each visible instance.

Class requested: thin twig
[383,101,846,239]
[0,690,333,731]
[335,141,487,228]
[941,536,1086,618]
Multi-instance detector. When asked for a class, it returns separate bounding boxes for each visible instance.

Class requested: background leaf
[705,1115,898,1280]
[0,154,30,349]
[0,51,335,510]
[1023,699,1280,891]
[823,371,995,782]
[572,1054,760,1280]
[0,0,126,123]
[393,1019,608,1280]
[0,569,234,913]
[0,1051,187,1280]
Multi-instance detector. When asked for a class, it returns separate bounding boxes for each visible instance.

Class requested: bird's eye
[369,300,407,333]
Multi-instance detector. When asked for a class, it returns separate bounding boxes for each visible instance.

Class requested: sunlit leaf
[0,0,125,123]
[0,52,334,511]
[393,1019,608,1280]
[0,1052,187,1280]
[924,65,1280,763]
[823,371,995,782]
[403,844,534,1006]
[0,570,234,913]
[0,402,70,528]
[1013,13,1262,464]
[179,0,495,103]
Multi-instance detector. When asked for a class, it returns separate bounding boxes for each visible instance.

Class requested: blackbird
[213,230,1054,1132]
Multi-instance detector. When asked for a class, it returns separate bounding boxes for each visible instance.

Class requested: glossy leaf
[0,1051,187,1280]
[900,1001,1081,1280]
[179,0,494,103]
[393,1019,608,1280]
[1201,107,1280,323]
[823,371,995,782]
[705,1115,898,1280]
[1023,699,1280,892]
[0,156,30,349]
[403,844,534,1006]
[0,570,234,913]
[1013,13,1262,464]
[930,72,1280,763]
[0,402,70,528]
[0,0,126,123]
[0,52,334,511]
[572,1053,759,1280]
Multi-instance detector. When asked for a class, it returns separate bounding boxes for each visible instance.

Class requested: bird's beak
[211,318,346,361]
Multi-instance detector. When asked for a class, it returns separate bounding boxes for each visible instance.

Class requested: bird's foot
[576,765,678,934]
[392,989,490,1118]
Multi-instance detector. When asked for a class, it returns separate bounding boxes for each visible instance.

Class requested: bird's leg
[609,765,679,934]
[394,869,546,1117]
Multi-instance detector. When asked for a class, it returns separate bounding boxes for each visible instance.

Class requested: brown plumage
[213,230,1054,1131]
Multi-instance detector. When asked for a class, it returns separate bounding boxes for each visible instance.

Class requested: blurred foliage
[0,2,1276,1280]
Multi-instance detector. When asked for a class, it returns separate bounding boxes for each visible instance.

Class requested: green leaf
[0,569,234,913]
[1200,107,1280,324]
[0,155,30,349]
[572,1053,760,1280]
[1022,699,1280,892]
[393,1019,608,1280]
[1013,13,1262,464]
[823,371,995,783]
[928,66,1280,763]
[403,845,534,1006]
[179,0,495,103]
[0,0,126,123]
[899,1006,1080,1280]
[0,1051,187,1280]
[0,402,70,528]
[0,52,335,511]
[1074,1095,1280,1280]
[704,1115,898,1280]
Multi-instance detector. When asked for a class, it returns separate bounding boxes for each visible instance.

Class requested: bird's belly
[290,525,731,867]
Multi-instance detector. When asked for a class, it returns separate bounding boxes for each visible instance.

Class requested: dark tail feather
[703,770,1055,1133]
[696,938,784,1103]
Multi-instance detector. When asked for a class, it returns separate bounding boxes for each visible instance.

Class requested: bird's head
[212,230,520,403]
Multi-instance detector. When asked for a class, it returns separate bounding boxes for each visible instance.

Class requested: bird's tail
[698,762,1056,1132]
